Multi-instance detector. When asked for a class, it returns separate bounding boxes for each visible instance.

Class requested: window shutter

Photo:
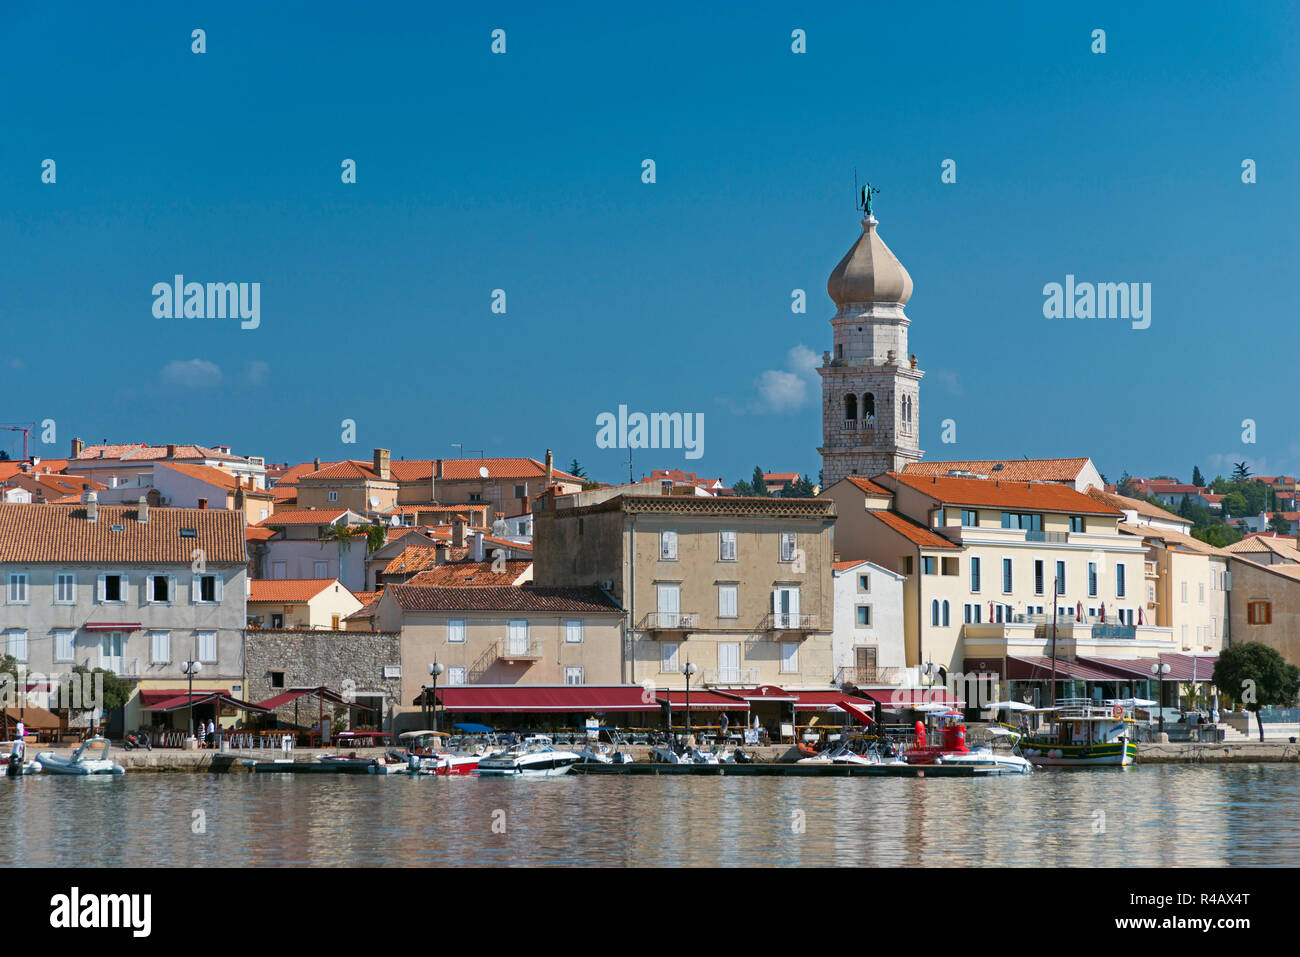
[145,575,154,603]
[120,575,130,603]
[191,575,201,603]
[215,576,223,602]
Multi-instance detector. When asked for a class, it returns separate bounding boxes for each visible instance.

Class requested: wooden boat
[1018,699,1138,767]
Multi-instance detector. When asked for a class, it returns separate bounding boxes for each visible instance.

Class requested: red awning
[255,686,375,712]
[423,685,656,712]
[656,690,749,710]
[835,698,876,726]
[861,688,965,709]
[139,689,230,707]
[1006,656,1124,682]
[733,684,798,703]
[84,622,142,632]
[790,690,859,711]
[144,692,270,714]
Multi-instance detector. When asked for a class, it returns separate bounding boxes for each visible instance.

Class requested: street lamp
[681,661,697,744]
[427,662,444,733]
[182,660,202,743]
[1150,662,1171,735]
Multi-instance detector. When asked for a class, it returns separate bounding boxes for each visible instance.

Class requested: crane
[0,423,35,461]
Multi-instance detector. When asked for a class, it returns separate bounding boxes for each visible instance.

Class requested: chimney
[545,449,553,487]
[85,491,98,522]
[470,532,485,563]
[435,542,450,564]
[521,494,530,515]
[138,496,149,524]
[452,516,467,548]
[313,457,321,472]
[374,448,391,481]
[834,551,841,562]
[167,444,178,458]
[431,458,442,504]
[71,437,84,458]
[198,498,208,509]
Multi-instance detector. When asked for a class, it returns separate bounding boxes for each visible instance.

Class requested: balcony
[98,657,140,677]
[642,612,699,633]
[495,638,543,664]
[1024,530,1069,543]
[704,668,760,686]
[835,666,902,687]
[762,612,819,635]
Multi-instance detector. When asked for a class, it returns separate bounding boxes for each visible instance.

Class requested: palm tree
[1232,461,1252,480]
[320,523,360,567]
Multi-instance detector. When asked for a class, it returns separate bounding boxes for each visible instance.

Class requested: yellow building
[247,578,363,630]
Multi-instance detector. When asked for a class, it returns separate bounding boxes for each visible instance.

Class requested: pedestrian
[206,718,216,749]
[720,712,729,740]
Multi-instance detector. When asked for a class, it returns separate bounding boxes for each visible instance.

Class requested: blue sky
[1,2,1296,487]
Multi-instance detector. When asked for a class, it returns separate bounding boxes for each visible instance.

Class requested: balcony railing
[835,666,902,687]
[495,638,543,663]
[99,657,139,677]
[841,416,876,431]
[704,668,760,686]
[762,612,818,634]
[642,612,699,632]
[1025,530,1069,543]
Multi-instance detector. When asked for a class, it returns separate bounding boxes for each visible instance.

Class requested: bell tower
[817,208,923,487]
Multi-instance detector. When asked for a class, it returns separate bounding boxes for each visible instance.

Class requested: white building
[831,559,906,687]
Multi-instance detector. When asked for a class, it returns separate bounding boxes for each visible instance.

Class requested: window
[718,584,738,619]
[197,631,218,663]
[198,575,218,603]
[1034,560,1045,595]
[941,557,959,576]
[661,641,680,673]
[660,530,678,560]
[719,530,737,561]
[447,619,466,643]
[856,605,871,626]
[934,508,946,527]
[150,631,171,664]
[506,620,529,655]
[331,615,341,631]
[468,492,483,503]
[148,575,173,603]
[857,573,870,592]
[780,532,797,562]
[942,600,950,626]
[1198,582,1205,604]
[7,574,28,604]
[1116,564,1125,598]
[1088,563,1098,597]
[1210,616,1217,637]
[514,485,526,499]
[1002,558,1013,593]
[54,629,74,662]
[565,619,584,644]
[1181,582,1188,603]
[961,509,977,527]
[270,671,285,689]
[100,574,126,602]
[314,561,329,578]
[565,666,585,686]
[328,490,338,502]
[1247,600,1271,625]
[931,600,940,626]
[56,573,76,604]
[7,630,28,662]
[1055,561,1066,596]
[271,562,287,580]
[900,556,913,575]
[447,666,467,686]
[780,642,799,674]
[1181,624,1189,647]
[963,603,982,624]
[1070,516,1085,533]
[970,557,981,592]
[922,557,936,575]
[1000,512,1042,531]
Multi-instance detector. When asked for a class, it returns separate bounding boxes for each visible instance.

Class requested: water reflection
[0,766,1294,867]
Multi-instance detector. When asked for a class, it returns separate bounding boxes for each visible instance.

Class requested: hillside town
[2,212,1297,747]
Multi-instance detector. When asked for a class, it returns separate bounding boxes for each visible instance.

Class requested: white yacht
[477,736,582,776]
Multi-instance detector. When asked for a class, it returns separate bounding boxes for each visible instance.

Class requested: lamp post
[427,662,444,733]
[682,661,697,744]
[182,660,201,743]
[1150,661,1171,735]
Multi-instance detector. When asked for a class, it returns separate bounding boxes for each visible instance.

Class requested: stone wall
[244,629,402,730]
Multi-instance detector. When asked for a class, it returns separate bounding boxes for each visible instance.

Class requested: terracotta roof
[0,503,246,564]
[564,494,834,519]
[1087,487,1186,524]
[1117,522,1231,557]
[248,579,340,603]
[1224,535,1300,560]
[387,503,490,516]
[271,485,298,503]
[383,545,443,576]
[74,443,244,462]
[350,590,379,605]
[833,559,872,571]
[902,458,1093,483]
[300,460,395,483]
[387,584,622,613]
[885,471,1119,516]
[844,476,892,496]
[156,462,272,495]
[866,510,959,549]
[246,526,277,542]
[257,508,353,526]
[406,560,532,587]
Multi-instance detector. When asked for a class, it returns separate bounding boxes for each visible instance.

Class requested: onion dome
[827,217,913,307]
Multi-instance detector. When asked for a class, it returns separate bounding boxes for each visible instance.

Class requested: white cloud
[930,369,963,396]
[160,359,223,389]
[748,343,820,414]
[242,360,270,386]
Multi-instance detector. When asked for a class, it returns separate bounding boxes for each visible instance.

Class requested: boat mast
[1050,581,1059,708]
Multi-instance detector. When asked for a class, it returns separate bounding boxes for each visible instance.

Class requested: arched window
[844,393,857,420]
[931,599,940,626]
[942,600,950,626]
[862,392,875,422]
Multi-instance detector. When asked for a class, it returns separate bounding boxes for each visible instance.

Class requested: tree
[780,475,817,498]
[0,451,9,461]
[751,466,770,496]
[1192,465,1205,487]
[1222,491,1247,518]
[362,522,387,553]
[69,664,133,734]
[1212,642,1300,741]
[1117,472,1139,497]
[1267,513,1293,535]
[568,459,586,479]
[1177,494,1193,519]
[1232,462,1252,480]
[320,523,361,567]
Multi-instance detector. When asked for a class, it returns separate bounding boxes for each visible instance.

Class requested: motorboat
[578,730,633,765]
[397,730,488,775]
[900,712,1032,774]
[2,739,42,776]
[478,736,582,776]
[35,737,125,775]
[1018,699,1137,767]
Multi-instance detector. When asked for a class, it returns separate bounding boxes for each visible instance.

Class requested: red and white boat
[901,710,1032,774]
[398,730,483,775]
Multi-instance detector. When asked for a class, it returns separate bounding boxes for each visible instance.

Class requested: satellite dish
[478,466,489,479]
[369,495,380,507]
[389,515,400,526]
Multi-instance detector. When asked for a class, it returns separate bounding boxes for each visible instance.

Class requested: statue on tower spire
[860,182,879,217]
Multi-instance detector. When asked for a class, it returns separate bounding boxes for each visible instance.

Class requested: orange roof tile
[866,510,959,549]
[902,458,1093,483]
[257,508,354,526]
[406,561,532,587]
[886,472,1119,516]
[249,579,344,603]
[845,476,892,496]
[0,503,246,564]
